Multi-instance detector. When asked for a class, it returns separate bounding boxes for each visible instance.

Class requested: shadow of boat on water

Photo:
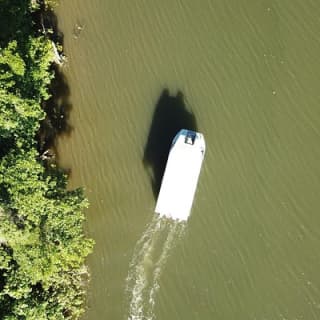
[143,89,198,199]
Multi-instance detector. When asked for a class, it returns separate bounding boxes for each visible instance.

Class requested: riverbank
[0,1,93,319]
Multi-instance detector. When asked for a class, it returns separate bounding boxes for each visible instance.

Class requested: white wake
[125,215,186,320]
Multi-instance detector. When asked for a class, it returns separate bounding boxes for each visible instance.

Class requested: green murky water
[56,1,320,319]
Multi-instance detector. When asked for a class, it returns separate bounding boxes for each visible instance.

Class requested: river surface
[55,1,320,319]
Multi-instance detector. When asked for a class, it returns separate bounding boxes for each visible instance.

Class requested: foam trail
[126,216,186,320]
[147,221,185,318]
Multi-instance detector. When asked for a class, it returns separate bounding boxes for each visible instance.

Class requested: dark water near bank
[56,1,320,319]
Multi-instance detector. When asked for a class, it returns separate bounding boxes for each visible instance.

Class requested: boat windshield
[184,131,196,145]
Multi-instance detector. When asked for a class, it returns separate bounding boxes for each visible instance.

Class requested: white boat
[155,129,205,220]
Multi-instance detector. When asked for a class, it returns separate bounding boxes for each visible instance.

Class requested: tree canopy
[0,1,94,319]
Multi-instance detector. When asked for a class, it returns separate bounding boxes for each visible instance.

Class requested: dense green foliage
[0,1,94,319]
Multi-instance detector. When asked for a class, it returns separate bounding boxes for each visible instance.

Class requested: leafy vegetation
[0,1,94,319]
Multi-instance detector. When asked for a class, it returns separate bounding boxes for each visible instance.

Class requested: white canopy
[155,130,205,220]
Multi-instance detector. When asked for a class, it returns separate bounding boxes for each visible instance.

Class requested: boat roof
[155,130,205,220]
